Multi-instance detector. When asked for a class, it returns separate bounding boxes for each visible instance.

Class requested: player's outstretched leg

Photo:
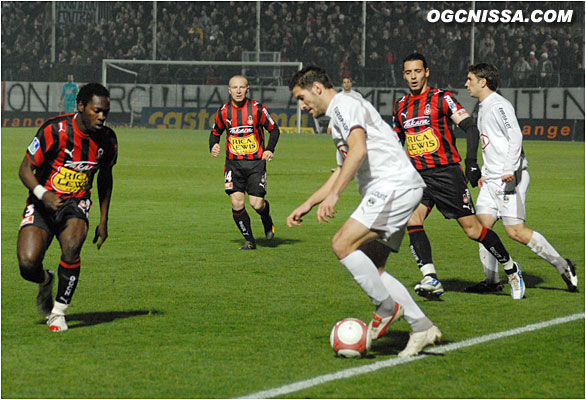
[526,231,578,292]
[232,208,256,250]
[256,199,275,240]
[408,225,444,299]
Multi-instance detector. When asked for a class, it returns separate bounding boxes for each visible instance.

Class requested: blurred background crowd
[2,1,584,87]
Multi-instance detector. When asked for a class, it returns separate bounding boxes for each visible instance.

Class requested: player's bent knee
[17,255,42,281]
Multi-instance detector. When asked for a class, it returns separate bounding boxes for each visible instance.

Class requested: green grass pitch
[1,127,584,398]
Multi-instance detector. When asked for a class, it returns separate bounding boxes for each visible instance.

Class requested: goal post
[101,59,304,133]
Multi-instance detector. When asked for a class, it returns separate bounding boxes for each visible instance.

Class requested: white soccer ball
[330,318,371,358]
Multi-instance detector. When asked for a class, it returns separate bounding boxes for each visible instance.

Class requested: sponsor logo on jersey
[405,128,440,156]
[229,134,258,155]
[28,137,40,155]
[403,117,430,129]
[333,107,349,132]
[50,166,90,194]
[262,108,275,125]
[229,126,254,135]
[498,107,512,129]
[64,160,98,172]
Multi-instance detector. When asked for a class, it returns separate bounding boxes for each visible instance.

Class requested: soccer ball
[330,318,371,358]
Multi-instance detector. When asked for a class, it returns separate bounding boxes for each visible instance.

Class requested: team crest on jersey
[481,133,490,149]
[247,115,254,125]
[337,143,349,159]
[405,128,440,156]
[28,137,40,155]
[424,104,431,115]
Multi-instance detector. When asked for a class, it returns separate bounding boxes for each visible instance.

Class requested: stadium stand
[1,1,584,87]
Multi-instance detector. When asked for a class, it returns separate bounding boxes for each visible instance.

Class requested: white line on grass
[240,313,584,399]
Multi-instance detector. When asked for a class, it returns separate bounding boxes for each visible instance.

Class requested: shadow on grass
[39,310,161,329]
[438,272,549,295]
[230,237,301,248]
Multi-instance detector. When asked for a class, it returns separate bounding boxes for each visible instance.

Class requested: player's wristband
[33,185,48,200]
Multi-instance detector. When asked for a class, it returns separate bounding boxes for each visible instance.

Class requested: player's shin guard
[232,208,255,243]
[475,226,514,269]
[407,225,436,278]
[56,258,80,306]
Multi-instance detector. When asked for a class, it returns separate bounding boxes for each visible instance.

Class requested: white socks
[479,230,568,280]
[339,250,392,305]
[479,243,500,283]
[527,231,567,274]
[51,301,68,316]
[380,271,427,322]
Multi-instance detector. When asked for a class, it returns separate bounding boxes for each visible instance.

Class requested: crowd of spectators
[2,1,584,87]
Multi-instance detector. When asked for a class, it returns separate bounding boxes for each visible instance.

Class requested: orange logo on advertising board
[406,128,439,156]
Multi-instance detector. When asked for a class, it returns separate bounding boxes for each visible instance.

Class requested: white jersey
[343,89,364,100]
[325,92,425,195]
[477,92,528,181]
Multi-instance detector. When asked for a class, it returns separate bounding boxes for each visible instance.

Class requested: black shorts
[418,164,475,219]
[224,159,267,197]
[19,197,92,236]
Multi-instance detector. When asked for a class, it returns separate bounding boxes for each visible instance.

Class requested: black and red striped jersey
[210,98,280,160]
[25,113,118,200]
[393,87,463,170]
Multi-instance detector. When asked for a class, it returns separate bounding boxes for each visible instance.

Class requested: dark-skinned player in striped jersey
[17,83,118,332]
[393,53,524,300]
[210,75,280,250]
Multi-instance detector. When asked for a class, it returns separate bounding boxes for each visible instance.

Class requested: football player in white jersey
[287,66,441,357]
[465,63,578,293]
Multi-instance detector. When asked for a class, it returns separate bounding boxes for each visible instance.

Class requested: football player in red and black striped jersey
[393,53,521,299]
[17,83,118,331]
[209,75,280,250]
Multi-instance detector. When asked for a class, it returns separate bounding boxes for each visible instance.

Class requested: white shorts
[350,185,423,252]
[476,170,530,225]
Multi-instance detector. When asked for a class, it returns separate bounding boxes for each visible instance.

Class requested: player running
[17,83,117,332]
[210,75,280,250]
[465,63,578,293]
[393,53,525,300]
[288,66,441,357]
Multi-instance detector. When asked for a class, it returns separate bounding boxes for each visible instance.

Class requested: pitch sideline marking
[240,313,584,399]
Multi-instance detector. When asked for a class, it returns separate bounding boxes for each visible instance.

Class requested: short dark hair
[403,52,428,70]
[468,63,499,91]
[288,66,334,90]
[76,83,110,106]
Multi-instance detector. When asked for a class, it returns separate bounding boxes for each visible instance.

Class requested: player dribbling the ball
[288,66,441,357]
